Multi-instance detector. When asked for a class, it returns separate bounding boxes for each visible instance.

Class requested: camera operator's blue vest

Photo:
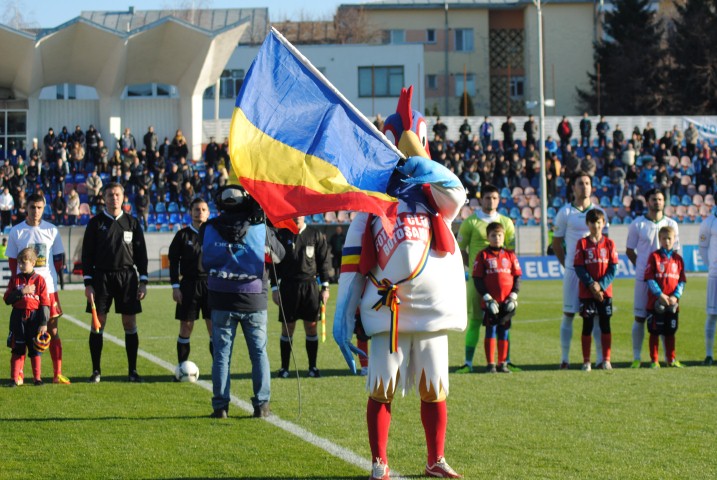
[202,222,265,294]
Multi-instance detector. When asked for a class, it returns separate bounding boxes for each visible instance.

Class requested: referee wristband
[171,284,180,289]
[271,286,278,292]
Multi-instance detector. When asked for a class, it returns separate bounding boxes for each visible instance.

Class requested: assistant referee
[82,182,149,383]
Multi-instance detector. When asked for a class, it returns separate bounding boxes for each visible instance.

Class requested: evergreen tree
[669,0,717,113]
[577,0,667,114]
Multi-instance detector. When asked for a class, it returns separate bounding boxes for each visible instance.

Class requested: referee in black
[83,182,148,383]
[272,216,331,378]
[168,197,211,366]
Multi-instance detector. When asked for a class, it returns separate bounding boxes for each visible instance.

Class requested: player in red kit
[573,209,619,371]
[644,226,686,368]
[4,247,51,386]
[472,222,522,373]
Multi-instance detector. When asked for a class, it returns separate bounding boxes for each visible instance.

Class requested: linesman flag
[229,28,403,232]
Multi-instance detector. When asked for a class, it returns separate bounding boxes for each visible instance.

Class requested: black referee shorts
[175,277,210,321]
[278,280,320,323]
[86,269,142,315]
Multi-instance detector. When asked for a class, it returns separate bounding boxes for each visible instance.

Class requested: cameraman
[201,186,284,419]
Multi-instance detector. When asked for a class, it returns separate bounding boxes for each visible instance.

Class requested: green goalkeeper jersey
[457,210,516,264]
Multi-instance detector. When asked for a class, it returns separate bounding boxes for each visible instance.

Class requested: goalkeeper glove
[483,294,500,315]
[504,292,518,313]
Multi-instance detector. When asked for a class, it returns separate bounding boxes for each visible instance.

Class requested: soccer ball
[174,361,199,383]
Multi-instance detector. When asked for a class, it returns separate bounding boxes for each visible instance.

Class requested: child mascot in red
[334,87,466,479]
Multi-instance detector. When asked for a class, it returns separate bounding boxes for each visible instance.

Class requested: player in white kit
[552,171,606,369]
[699,212,717,365]
[6,193,69,383]
[626,188,679,367]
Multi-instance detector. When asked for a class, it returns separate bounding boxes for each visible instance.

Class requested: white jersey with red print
[626,215,680,279]
[6,220,64,294]
[553,203,608,270]
[337,184,467,338]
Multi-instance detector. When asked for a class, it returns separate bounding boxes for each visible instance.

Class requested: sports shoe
[668,360,685,368]
[602,361,613,371]
[128,370,143,383]
[88,370,101,383]
[253,402,271,418]
[370,458,390,480]
[630,360,641,369]
[497,362,511,374]
[506,362,523,372]
[17,370,24,386]
[210,408,228,419]
[277,368,290,379]
[486,363,497,374]
[425,456,462,478]
[53,374,71,384]
[559,362,569,370]
[454,363,472,374]
[649,362,660,369]
[34,379,44,386]
[581,362,591,372]
[704,356,714,366]
[308,367,321,378]
[360,366,369,376]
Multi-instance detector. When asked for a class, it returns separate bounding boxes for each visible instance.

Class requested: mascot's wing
[332,212,369,374]
[397,156,467,223]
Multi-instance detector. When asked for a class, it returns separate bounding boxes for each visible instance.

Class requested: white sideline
[62,313,407,479]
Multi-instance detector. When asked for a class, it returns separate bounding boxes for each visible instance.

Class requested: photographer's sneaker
[425,457,462,478]
[370,458,390,480]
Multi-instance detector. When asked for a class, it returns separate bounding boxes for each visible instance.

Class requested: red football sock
[50,336,63,376]
[581,335,592,363]
[367,398,391,465]
[649,334,659,362]
[665,335,676,363]
[10,354,23,382]
[484,337,496,365]
[601,333,612,362]
[421,400,447,466]
[358,339,369,368]
[31,355,42,381]
[497,339,509,364]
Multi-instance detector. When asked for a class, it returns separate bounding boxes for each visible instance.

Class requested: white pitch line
[62,313,407,479]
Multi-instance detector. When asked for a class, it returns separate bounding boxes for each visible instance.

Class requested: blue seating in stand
[147,213,156,224]
[500,187,511,199]
[156,213,168,224]
[147,224,158,232]
[670,195,680,207]
[155,202,167,213]
[622,216,633,225]
[159,224,170,232]
[611,216,622,225]
[168,202,179,213]
[169,213,181,224]
[182,213,191,225]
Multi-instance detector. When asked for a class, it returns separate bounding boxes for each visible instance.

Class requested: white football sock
[706,315,717,358]
[632,321,645,361]
[593,320,603,364]
[560,315,574,363]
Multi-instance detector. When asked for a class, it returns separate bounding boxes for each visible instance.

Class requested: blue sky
[13,1,348,28]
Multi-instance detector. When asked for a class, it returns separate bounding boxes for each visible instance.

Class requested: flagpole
[270,27,406,160]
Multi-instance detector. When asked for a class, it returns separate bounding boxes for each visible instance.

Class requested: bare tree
[334,7,381,44]
[1,0,38,30]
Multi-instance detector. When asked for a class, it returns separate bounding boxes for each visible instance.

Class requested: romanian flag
[229,28,401,231]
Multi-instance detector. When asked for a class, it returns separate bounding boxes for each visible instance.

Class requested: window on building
[389,29,405,44]
[426,29,436,43]
[455,28,474,52]
[455,74,476,96]
[510,77,525,99]
[55,83,77,100]
[427,74,438,90]
[358,66,404,97]
[126,83,153,97]
[219,69,245,99]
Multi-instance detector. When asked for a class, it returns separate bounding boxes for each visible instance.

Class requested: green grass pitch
[0,278,715,479]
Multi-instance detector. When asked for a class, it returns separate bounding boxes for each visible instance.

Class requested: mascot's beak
[397,130,430,160]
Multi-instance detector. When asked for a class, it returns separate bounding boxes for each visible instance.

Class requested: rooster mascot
[334,86,466,480]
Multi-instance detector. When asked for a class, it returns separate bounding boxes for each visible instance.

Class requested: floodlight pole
[535,0,549,255]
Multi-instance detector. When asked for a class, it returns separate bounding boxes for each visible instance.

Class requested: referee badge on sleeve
[124,231,133,243]
[306,245,315,258]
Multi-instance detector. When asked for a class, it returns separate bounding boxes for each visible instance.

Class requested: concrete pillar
[179,92,204,161]
[98,94,123,149]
